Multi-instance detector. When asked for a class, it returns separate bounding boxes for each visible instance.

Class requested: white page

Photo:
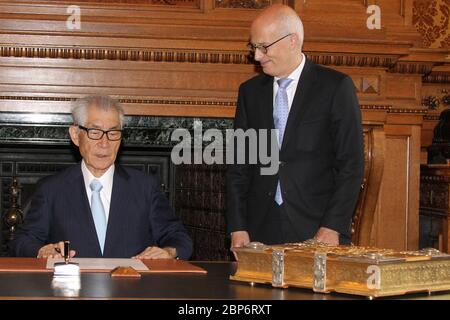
[46,258,149,271]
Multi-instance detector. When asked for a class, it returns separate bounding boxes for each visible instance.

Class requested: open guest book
[47,258,150,272]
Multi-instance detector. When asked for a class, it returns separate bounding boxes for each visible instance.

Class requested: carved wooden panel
[413,0,450,48]
[0,46,252,64]
[421,180,449,210]
[215,0,271,9]
[376,136,410,249]
[37,0,199,7]
[374,122,422,251]
[174,163,231,261]
[420,164,450,253]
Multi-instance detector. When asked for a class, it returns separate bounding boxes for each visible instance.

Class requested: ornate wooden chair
[351,126,385,246]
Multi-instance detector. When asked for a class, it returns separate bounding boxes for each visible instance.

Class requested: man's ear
[69,125,80,147]
[290,33,300,50]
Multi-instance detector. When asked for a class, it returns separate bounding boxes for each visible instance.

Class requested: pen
[54,241,70,264]
[63,241,70,264]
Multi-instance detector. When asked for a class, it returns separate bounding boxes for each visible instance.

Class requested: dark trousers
[255,201,301,245]
[254,201,352,245]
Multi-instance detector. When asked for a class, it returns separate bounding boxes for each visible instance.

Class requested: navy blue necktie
[273,78,293,205]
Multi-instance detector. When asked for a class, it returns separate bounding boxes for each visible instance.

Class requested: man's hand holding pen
[37,241,77,259]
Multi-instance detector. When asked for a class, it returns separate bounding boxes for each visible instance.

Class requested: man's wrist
[163,247,178,259]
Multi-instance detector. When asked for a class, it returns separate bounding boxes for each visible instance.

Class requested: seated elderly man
[10,96,192,260]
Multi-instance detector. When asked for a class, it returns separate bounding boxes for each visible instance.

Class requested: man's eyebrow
[89,124,121,130]
[250,41,268,46]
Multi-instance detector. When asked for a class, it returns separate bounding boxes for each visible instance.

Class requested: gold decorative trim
[0,96,73,102]
[360,105,428,115]
[0,97,431,113]
[360,105,391,111]
[0,96,236,107]
[121,98,235,106]
[388,108,428,114]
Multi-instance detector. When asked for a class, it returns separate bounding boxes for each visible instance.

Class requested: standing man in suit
[10,96,192,260]
[227,4,364,247]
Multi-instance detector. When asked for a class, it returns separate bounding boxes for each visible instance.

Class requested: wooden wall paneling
[385,73,422,106]
[359,107,422,250]
[0,55,256,116]
[361,108,389,125]
[0,98,239,117]
[374,119,422,250]
[0,57,255,92]
[376,133,410,249]
[294,0,422,45]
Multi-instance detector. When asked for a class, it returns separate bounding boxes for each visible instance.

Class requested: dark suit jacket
[227,58,364,243]
[10,163,193,259]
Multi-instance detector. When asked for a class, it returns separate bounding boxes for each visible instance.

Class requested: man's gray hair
[71,96,125,128]
[277,10,304,49]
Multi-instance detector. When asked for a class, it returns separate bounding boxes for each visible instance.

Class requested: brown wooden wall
[1,0,449,251]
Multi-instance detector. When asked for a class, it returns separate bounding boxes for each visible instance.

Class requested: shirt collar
[274,52,306,86]
[81,160,115,190]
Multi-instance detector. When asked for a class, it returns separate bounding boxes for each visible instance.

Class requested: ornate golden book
[230,240,450,298]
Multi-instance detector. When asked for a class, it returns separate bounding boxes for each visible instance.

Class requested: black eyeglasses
[247,33,292,55]
[78,125,123,141]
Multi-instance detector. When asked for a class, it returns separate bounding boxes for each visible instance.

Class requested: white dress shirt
[81,160,114,222]
[273,53,306,112]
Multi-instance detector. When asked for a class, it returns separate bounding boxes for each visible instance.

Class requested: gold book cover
[230,240,450,298]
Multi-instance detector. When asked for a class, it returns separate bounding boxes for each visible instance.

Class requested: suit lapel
[259,74,275,130]
[281,58,318,150]
[66,164,102,256]
[103,164,130,256]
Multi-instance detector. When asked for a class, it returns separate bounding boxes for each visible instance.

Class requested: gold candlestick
[3,179,24,240]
